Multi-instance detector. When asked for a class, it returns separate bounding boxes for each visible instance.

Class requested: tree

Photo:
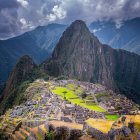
[47,124,55,132]
[44,124,55,140]
[69,129,82,140]
[81,92,87,100]
[0,133,5,140]
[62,91,67,100]
[121,116,126,124]
[55,126,70,140]
[44,132,55,140]
[128,122,135,133]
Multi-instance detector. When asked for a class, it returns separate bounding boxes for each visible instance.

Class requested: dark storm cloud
[0,0,21,39]
[0,0,19,10]
[0,0,140,39]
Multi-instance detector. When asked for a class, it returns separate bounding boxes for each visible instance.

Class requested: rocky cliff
[42,20,140,103]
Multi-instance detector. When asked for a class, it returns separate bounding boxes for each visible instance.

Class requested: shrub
[81,92,87,99]
[68,129,83,140]
[47,124,55,132]
[55,126,70,140]
[45,132,55,140]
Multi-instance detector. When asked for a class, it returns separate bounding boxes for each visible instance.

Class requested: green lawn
[67,83,77,89]
[105,114,120,121]
[52,86,105,112]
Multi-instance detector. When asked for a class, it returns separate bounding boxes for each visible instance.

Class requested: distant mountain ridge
[89,18,140,55]
[0,18,140,96]
[0,23,66,92]
[42,20,140,103]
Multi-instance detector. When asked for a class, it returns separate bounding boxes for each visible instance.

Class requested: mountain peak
[51,20,94,59]
[71,20,87,27]
[2,55,37,100]
[66,20,89,34]
[19,55,33,61]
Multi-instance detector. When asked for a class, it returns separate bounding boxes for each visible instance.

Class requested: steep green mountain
[0,23,66,93]
[0,55,46,113]
[42,20,140,103]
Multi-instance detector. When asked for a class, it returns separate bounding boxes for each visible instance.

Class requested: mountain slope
[89,18,140,55]
[42,20,140,103]
[0,55,46,113]
[0,23,66,92]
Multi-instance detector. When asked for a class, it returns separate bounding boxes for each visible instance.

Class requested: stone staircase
[2,118,48,140]
[4,122,17,134]
[4,121,20,137]
[11,124,47,140]
[30,124,47,140]
[11,125,31,140]
[15,131,25,140]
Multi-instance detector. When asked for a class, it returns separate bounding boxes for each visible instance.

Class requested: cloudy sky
[0,0,140,39]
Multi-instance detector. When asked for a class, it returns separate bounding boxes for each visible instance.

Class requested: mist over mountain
[0,23,66,92]
[90,18,140,55]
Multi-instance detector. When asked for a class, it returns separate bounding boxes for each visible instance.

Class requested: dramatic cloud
[0,0,21,38]
[0,0,140,39]
[17,0,29,8]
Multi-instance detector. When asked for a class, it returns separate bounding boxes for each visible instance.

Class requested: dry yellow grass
[86,118,114,134]
[115,115,140,140]
[122,115,140,132]
[86,115,140,134]
[79,135,97,140]
[40,125,47,133]
[49,120,83,130]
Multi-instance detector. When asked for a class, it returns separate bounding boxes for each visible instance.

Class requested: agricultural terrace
[51,86,105,112]
[121,115,140,132]
[86,118,114,134]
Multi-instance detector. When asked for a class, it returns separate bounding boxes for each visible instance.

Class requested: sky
[0,0,140,39]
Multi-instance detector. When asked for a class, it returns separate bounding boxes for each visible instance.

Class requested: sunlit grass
[86,118,114,134]
[105,114,120,121]
[52,86,105,112]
